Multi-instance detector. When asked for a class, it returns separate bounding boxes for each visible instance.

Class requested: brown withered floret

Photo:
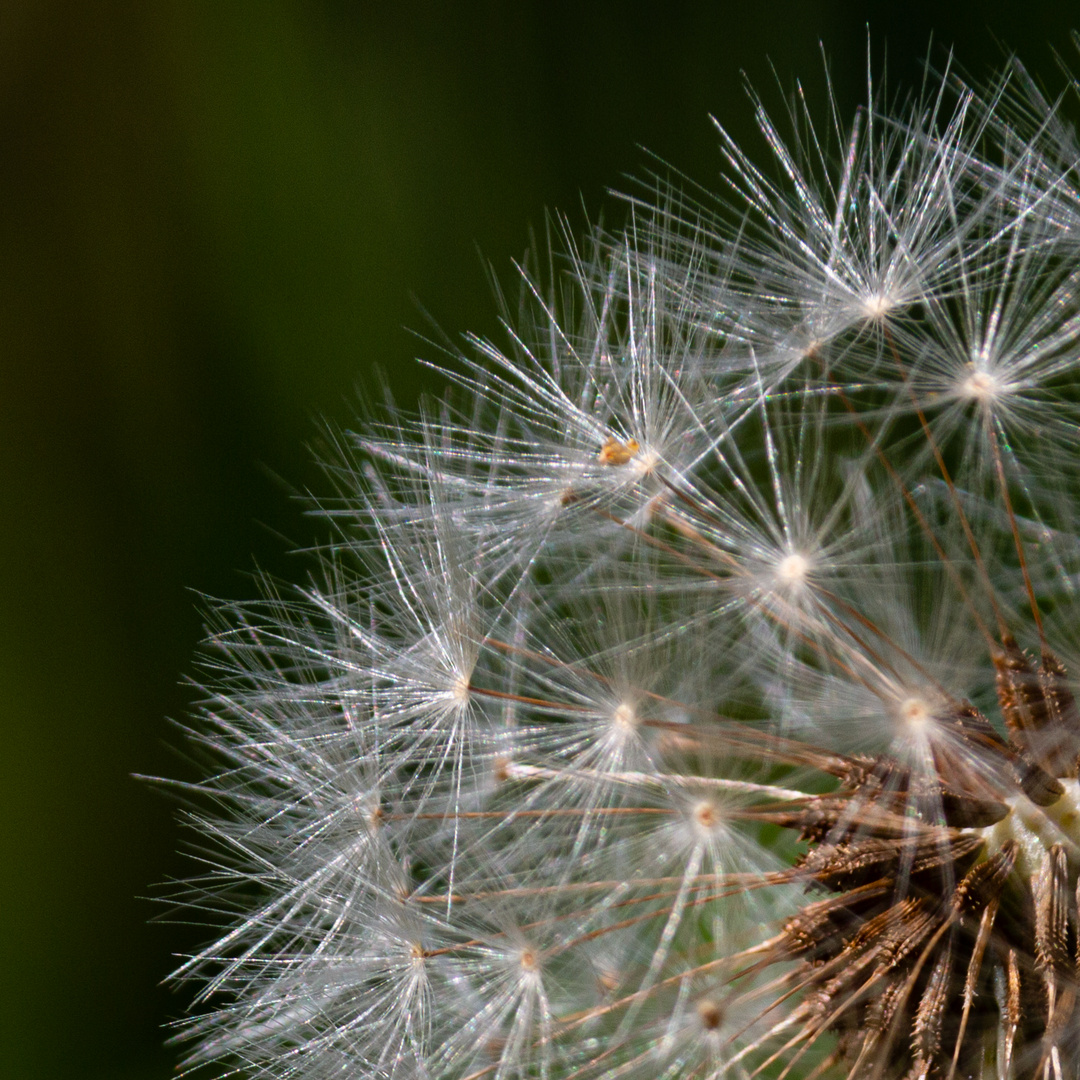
[746,642,1080,1080]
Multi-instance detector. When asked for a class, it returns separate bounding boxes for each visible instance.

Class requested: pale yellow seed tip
[693,800,719,830]
[861,293,894,320]
[899,697,931,729]
[776,552,810,586]
[960,368,1000,403]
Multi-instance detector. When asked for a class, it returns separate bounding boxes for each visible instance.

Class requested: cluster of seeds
[168,42,1080,1080]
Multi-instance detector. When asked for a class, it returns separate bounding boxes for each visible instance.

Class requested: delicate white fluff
[161,41,1080,1080]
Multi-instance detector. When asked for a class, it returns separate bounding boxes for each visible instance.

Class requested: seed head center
[981,778,1080,876]
[630,447,660,476]
[960,368,1001,403]
[776,552,810,586]
[697,999,724,1031]
[861,292,894,321]
[899,697,931,729]
[693,800,719,831]
[449,674,472,705]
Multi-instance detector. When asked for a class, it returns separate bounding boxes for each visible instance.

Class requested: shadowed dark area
[2,3,1076,1076]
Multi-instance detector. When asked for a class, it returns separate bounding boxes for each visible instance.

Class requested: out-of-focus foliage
[1,2,1075,1077]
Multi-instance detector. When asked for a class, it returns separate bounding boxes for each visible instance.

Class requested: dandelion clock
[158,42,1080,1080]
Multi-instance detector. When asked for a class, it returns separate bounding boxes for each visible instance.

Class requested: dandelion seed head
[162,39,1080,1080]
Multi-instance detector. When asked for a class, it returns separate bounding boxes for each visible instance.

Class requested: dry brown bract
[746,649,1080,1080]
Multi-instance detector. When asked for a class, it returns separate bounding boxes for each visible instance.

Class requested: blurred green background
[4,3,1078,1077]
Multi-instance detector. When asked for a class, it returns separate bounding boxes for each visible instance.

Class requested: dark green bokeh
[3,4,1076,1076]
